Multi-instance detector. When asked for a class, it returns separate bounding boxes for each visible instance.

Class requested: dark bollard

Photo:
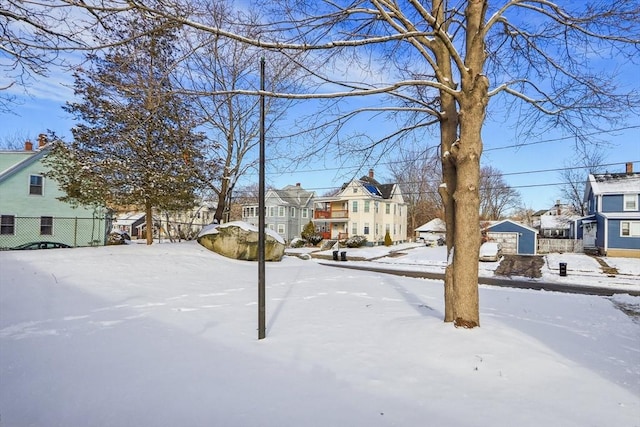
[559,262,567,277]
[341,251,347,261]
[333,250,339,261]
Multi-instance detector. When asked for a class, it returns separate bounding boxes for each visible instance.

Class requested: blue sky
[1,72,638,212]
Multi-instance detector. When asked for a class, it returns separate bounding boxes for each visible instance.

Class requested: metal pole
[258,56,266,340]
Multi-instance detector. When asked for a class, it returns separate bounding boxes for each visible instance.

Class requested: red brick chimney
[25,140,33,151]
[38,134,47,148]
[369,168,374,179]
[626,162,633,174]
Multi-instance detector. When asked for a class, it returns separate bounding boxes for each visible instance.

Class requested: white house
[312,170,408,245]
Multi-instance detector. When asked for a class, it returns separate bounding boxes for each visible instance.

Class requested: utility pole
[258,56,266,340]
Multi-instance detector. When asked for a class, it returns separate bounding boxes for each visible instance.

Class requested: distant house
[159,199,217,240]
[0,136,110,249]
[414,218,446,242]
[573,163,640,258]
[112,212,147,239]
[242,183,315,243]
[533,200,579,238]
[312,169,408,245]
[483,219,538,255]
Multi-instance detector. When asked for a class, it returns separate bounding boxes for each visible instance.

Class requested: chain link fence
[0,216,111,250]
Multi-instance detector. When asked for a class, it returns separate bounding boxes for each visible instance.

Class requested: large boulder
[197,221,285,261]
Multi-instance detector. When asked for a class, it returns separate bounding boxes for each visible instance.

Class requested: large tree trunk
[145,201,153,245]
[449,0,489,328]
[432,0,458,323]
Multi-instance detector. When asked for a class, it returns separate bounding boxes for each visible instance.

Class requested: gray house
[483,219,538,255]
[242,183,315,243]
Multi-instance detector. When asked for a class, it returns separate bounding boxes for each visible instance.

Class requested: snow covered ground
[1,241,639,426]
[304,242,640,291]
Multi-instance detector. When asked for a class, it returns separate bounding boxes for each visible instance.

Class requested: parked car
[11,241,72,250]
[479,242,502,262]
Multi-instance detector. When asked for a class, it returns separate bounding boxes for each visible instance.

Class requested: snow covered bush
[345,235,367,248]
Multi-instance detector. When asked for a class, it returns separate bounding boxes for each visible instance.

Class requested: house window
[352,201,358,213]
[40,216,53,235]
[1,215,15,235]
[364,201,370,213]
[375,202,379,214]
[277,224,285,234]
[29,175,43,195]
[278,207,285,217]
[352,222,357,235]
[268,224,275,231]
[364,223,370,235]
[268,207,275,217]
[302,208,308,219]
[624,194,638,211]
[353,187,358,193]
[375,223,379,235]
[385,203,390,214]
[291,207,296,217]
[393,204,396,215]
[621,221,640,237]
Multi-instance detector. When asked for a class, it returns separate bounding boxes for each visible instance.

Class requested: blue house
[483,219,538,255]
[574,163,640,258]
[0,136,111,249]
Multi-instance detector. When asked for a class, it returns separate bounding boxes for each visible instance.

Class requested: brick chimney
[368,168,374,179]
[626,162,633,174]
[25,140,33,151]
[296,183,301,187]
[38,134,47,148]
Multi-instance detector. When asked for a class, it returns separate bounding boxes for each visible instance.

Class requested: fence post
[74,217,78,247]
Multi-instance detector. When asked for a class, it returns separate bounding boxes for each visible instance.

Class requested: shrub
[345,235,368,248]
[300,221,317,241]
[290,238,306,248]
[300,220,323,245]
[384,230,392,246]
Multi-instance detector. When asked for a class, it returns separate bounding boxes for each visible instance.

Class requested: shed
[415,218,446,241]
[483,219,538,255]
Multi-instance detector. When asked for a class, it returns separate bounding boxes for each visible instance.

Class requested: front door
[583,222,596,247]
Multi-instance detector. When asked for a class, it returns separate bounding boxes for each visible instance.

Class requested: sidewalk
[287,243,640,295]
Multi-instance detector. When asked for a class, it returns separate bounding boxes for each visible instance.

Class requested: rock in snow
[197,221,285,261]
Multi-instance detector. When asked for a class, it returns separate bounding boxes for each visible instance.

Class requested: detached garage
[483,220,538,255]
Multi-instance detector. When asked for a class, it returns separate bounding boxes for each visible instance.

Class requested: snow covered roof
[586,171,640,200]
[415,218,446,233]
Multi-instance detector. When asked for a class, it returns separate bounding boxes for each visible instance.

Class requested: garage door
[487,232,518,254]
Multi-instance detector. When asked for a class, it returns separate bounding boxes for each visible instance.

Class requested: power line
[250,125,640,177]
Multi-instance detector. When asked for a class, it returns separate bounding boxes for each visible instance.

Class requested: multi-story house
[242,183,315,243]
[0,136,110,248]
[312,169,408,245]
[573,162,640,257]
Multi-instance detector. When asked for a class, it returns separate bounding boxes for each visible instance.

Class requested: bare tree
[388,144,443,237]
[10,1,640,328]
[479,166,521,220]
[179,1,301,223]
[558,147,608,216]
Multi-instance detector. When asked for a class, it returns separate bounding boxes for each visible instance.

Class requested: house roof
[0,144,53,184]
[269,184,314,207]
[585,171,640,200]
[415,218,446,233]
[484,219,538,234]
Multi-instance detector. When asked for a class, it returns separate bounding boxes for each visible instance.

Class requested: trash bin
[559,262,567,277]
[340,251,347,261]
[333,250,339,261]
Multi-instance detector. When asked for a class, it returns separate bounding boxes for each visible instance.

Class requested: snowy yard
[1,241,639,426]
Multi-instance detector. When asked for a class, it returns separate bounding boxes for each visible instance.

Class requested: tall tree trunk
[432,0,458,323]
[145,201,153,245]
[450,0,489,327]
